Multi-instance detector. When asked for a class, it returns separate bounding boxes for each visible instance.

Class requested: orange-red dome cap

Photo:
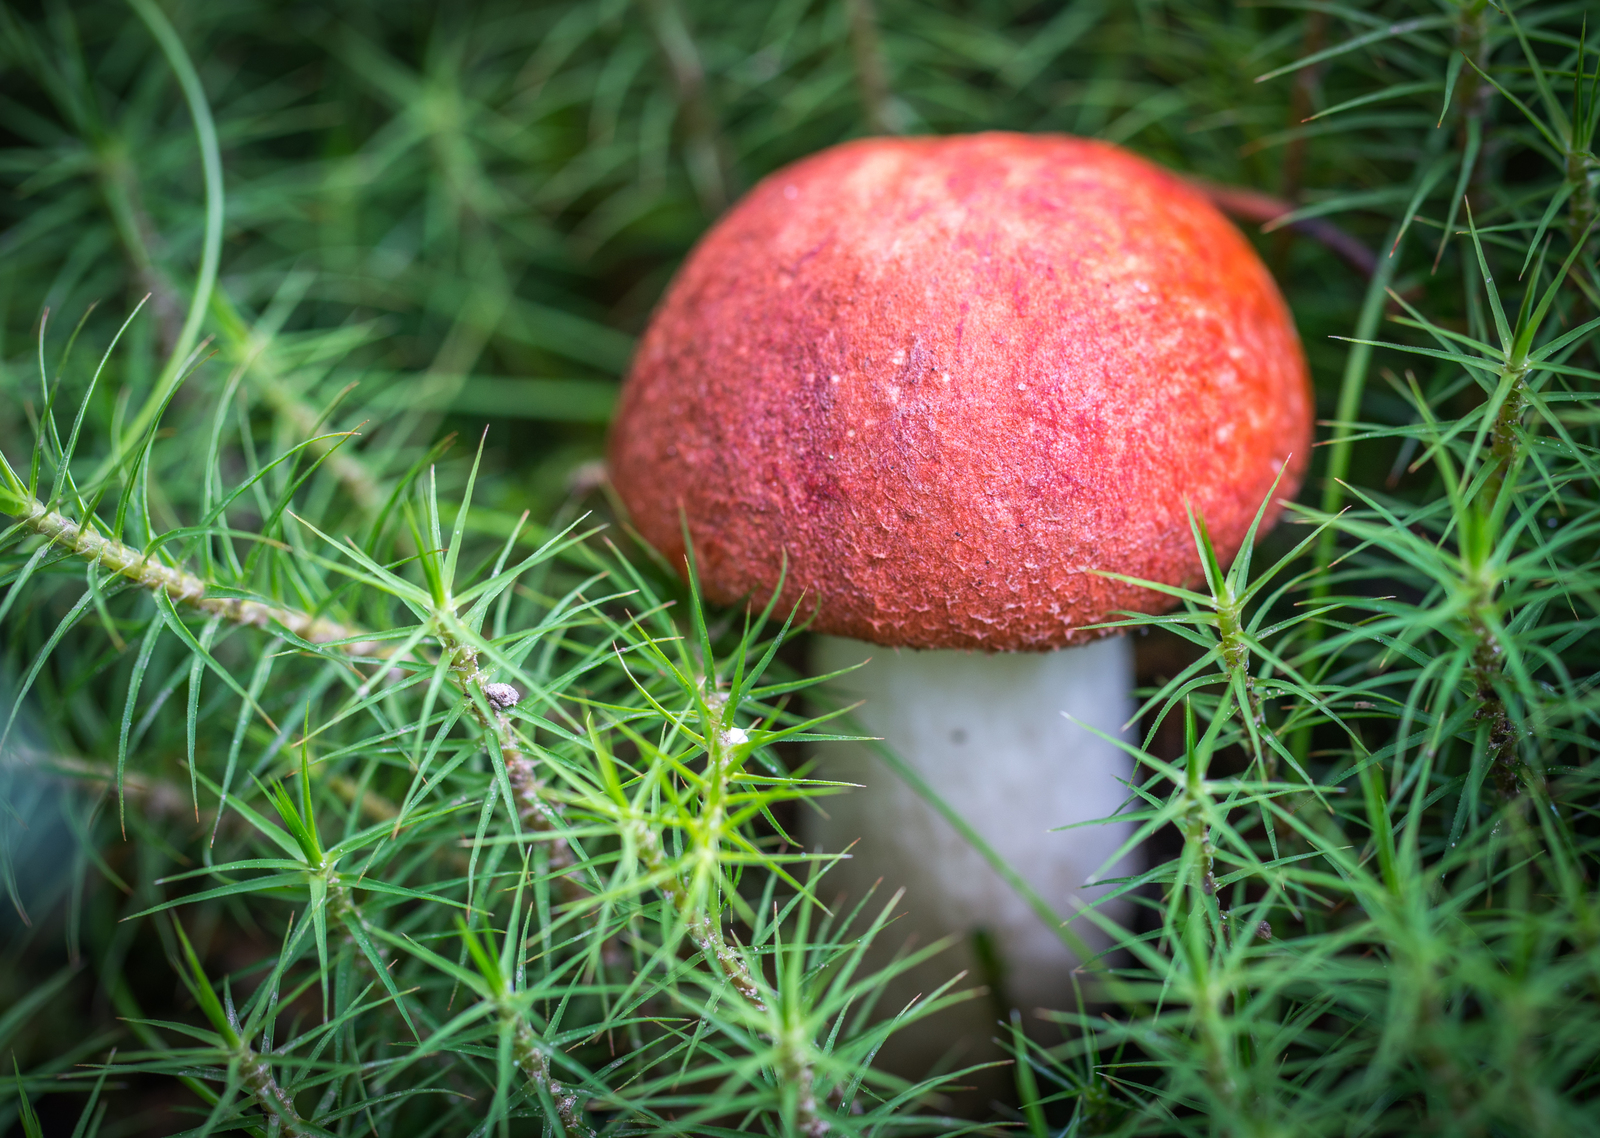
[609,133,1312,651]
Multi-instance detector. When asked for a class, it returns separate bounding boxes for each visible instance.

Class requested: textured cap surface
[609,133,1312,651]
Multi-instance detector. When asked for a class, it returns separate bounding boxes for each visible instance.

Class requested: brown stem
[1464,507,1543,798]
[1468,613,1523,798]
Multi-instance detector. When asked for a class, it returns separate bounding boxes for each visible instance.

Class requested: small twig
[632,820,765,1009]
[511,1017,592,1136]
[1273,9,1328,271]
[779,1033,829,1137]
[98,149,185,354]
[444,632,767,1009]
[234,338,388,516]
[10,749,193,823]
[235,1044,311,1137]
[846,0,898,135]
[20,498,370,649]
[100,153,392,519]
[439,635,582,883]
[8,492,769,1010]
[640,0,729,214]
[1190,178,1379,279]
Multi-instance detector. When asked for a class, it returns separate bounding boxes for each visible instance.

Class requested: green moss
[0,0,1596,1132]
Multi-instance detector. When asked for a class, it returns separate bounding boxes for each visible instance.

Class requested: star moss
[0,0,1597,1133]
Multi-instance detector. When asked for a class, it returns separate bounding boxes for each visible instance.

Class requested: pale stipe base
[804,634,1137,1087]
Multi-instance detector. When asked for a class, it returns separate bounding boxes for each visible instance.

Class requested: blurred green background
[5,0,1598,1132]
[0,0,1380,528]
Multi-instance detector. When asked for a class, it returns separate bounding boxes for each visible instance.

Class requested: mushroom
[607,133,1310,1048]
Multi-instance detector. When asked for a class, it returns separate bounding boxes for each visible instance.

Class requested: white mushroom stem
[805,634,1136,1048]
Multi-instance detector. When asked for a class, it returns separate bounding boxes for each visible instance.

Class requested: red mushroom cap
[609,132,1313,651]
